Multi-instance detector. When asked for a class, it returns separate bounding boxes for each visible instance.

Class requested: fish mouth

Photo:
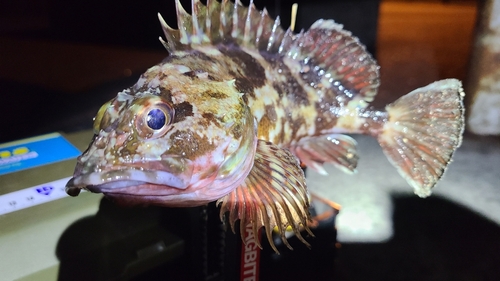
[66,166,193,197]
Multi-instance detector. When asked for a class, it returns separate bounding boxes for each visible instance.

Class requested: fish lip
[65,168,191,196]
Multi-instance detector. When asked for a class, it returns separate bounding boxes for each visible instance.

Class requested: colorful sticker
[0,133,81,176]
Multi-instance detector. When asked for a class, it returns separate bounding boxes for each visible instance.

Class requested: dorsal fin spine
[243,0,255,43]
[191,0,199,37]
[219,0,231,40]
[157,13,172,52]
[204,0,212,39]
[175,0,191,45]
[190,0,203,43]
[255,8,266,47]
[268,16,280,51]
[207,0,221,42]
[158,13,180,52]
[231,0,240,39]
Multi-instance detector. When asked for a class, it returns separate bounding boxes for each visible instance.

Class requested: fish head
[66,64,257,206]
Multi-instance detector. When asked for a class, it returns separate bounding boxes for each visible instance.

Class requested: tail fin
[377,79,465,197]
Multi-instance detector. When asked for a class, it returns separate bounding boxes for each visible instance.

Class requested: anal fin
[217,140,312,253]
[291,134,358,175]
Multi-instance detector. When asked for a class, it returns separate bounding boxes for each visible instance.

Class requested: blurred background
[1,0,500,280]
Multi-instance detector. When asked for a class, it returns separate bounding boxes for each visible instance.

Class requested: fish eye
[134,97,174,139]
[146,108,167,130]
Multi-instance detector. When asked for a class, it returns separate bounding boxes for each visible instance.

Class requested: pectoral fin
[291,134,358,175]
[217,140,312,253]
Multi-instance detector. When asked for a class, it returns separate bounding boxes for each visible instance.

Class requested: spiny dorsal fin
[158,0,284,52]
[159,0,380,104]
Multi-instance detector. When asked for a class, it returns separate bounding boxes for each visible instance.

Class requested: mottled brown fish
[66,0,465,252]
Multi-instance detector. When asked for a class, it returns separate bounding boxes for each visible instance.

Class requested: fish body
[66,0,465,251]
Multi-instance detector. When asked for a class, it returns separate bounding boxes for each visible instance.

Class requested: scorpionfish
[66,0,465,252]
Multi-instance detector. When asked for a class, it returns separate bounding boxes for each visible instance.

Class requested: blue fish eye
[146,108,166,130]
